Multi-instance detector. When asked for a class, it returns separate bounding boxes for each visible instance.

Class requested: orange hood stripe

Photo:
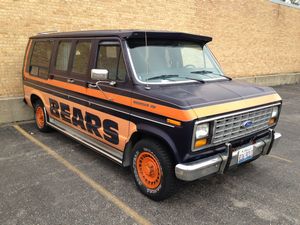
[192,93,281,119]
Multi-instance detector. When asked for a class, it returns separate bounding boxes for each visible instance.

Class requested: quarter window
[96,44,126,81]
[30,41,53,78]
[72,41,91,75]
[55,41,72,71]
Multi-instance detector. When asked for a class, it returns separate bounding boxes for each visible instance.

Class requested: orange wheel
[136,152,162,189]
[131,139,177,201]
[34,100,51,132]
[35,106,45,129]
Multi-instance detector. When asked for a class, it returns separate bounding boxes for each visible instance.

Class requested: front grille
[212,107,273,144]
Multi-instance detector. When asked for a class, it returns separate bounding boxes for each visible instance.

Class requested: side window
[55,41,72,71]
[30,40,53,78]
[72,41,91,75]
[96,44,126,81]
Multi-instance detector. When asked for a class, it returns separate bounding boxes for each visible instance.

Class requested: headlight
[269,106,279,126]
[193,123,210,150]
[271,106,278,118]
[195,123,209,139]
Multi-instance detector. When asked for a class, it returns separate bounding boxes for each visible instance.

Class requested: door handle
[67,78,74,83]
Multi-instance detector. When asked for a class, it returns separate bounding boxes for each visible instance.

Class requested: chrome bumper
[175,130,282,181]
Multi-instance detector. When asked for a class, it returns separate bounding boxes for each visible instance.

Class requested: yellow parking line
[13,125,152,225]
[268,154,293,163]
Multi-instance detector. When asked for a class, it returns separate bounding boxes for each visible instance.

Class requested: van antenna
[144,31,151,90]
[37,30,58,35]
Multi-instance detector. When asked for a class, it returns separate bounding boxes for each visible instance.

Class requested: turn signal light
[268,117,276,126]
[194,138,207,148]
[167,118,181,126]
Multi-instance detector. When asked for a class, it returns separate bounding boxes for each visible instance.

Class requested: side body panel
[24,85,135,151]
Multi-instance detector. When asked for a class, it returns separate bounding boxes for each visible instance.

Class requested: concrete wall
[0,0,300,123]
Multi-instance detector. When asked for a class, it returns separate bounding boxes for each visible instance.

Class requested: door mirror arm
[88,81,112,101]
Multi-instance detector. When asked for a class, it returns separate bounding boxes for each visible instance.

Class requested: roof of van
[30,30,212,43]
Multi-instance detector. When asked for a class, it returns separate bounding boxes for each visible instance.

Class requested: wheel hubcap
[36,107,44,129]
[136,152,161,189]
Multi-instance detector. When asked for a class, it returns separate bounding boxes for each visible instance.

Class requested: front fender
[136,123,180,163]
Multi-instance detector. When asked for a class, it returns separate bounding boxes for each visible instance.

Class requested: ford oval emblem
[241,121,253,128]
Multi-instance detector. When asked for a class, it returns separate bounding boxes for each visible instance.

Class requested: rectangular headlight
[193,122,210,151]
[271,106,279,118]
[195,123,209,139]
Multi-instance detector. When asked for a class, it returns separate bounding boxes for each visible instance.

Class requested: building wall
[0,0,300,98]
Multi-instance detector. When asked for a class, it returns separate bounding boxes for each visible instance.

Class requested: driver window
[96,43,126,81]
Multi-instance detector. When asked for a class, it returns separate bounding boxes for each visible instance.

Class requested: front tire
[131,138,177,201]
[34,100,51,132]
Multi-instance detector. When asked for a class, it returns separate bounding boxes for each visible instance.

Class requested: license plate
[238,145,254,164]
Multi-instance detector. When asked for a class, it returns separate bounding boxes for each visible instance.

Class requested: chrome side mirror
[91,69,108,81]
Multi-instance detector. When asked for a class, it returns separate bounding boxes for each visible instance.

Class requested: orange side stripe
[24,75,281,122]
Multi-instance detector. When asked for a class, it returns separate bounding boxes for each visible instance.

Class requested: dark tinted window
[30,41,53,78]
[55,41,72,71]
[72,41,91,75]
[96,44,126,81]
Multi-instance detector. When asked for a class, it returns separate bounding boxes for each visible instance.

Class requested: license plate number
[238,145,254,164]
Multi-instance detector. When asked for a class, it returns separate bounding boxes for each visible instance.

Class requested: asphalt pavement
[0,84,299,225]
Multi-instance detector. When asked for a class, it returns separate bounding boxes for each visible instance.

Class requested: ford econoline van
[23,30,282,200]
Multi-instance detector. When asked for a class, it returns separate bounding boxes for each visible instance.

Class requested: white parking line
[14,124,152,225]
[268,154,293,163]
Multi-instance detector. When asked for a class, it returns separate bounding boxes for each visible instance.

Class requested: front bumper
[175,129,282,181]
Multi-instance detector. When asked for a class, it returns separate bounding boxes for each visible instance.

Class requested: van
[23,30,282,200]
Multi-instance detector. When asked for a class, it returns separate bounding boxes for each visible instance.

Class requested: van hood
[134,80,278,118]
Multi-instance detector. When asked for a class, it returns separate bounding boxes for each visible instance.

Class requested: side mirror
[91,69,108,81]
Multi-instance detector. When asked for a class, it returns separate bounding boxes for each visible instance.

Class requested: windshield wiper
[181,77,205,83]
[147,74,179,81]
[191,70,232,80]
[147,74,205,83]
[190,70,214,74]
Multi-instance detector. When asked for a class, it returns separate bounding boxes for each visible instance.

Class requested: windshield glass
[127,39,225,83]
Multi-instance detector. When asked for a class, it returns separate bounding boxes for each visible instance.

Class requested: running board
[47,117,123,165]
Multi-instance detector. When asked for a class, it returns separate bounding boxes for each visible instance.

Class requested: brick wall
[0,0,299,97]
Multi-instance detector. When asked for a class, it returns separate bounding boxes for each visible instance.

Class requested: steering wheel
[184,64,196,69]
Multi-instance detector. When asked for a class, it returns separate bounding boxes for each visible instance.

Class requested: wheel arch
[30,94,41,107]
[29,93,50,123]
[29,91,47,109]
[122,123,180,167]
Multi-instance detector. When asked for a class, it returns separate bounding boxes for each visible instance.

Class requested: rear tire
[131,138,177,201]
[34,100,51,132]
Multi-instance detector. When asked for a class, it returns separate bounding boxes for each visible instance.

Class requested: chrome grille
[212,107,273,144]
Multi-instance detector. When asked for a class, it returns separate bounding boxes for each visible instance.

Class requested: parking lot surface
[1,84,300,225]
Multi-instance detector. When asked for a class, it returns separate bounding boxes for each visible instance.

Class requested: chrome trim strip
[25,81,174,128]
[47,117,123,164]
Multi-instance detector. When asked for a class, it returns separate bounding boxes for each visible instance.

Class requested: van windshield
[127,39,225,84]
